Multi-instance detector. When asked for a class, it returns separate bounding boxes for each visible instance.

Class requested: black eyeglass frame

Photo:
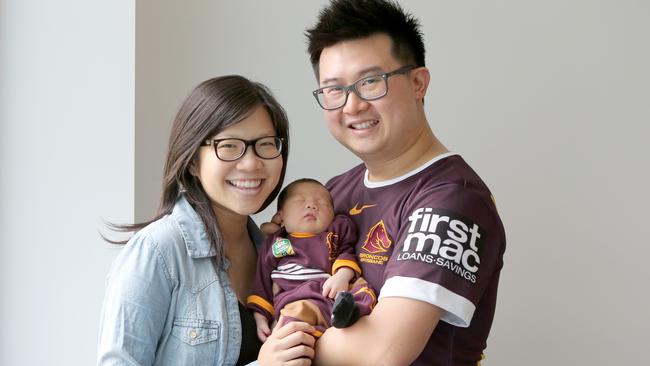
[312,65,417,110]
[200,136,284,162]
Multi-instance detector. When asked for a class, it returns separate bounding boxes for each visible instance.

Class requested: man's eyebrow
[320,66,385,86]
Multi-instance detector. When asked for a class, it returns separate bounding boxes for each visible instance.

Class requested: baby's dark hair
[277,178,330,211]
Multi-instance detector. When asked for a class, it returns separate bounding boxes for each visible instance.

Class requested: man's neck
[364,128,448,182]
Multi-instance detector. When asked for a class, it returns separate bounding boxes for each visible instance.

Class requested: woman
[98,76,315,365]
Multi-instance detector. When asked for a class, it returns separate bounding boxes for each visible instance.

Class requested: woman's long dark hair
[105,76,290,268]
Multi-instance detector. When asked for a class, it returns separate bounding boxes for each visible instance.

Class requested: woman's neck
[211,205,257,302]
[211,205,250,250]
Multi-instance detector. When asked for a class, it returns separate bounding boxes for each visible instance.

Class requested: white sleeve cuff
[378,276,475,327]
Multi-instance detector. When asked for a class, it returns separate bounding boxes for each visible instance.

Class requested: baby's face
[280,182,335,234]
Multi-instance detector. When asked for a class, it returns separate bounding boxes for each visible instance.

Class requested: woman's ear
[411,66,431,100]
[188,160,199,177]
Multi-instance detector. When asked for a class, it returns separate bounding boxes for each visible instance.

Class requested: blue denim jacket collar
[99,193,265,365]
[172,195,263,259]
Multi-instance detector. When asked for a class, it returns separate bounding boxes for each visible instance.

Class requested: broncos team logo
[325,232,339,262]
[361,220,392,253]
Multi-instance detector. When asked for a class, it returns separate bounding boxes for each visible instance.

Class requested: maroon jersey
[327,153,506,366]
[247,215,361,321]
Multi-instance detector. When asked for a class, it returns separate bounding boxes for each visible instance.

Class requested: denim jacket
[97,195,263,366]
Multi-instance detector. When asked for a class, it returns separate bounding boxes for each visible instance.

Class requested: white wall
[135,1,650,365]
[0,1,134,365]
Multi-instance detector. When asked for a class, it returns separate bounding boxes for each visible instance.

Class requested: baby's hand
[253,312,272,342]
[322,267,355,299]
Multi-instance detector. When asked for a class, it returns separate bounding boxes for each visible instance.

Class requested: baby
[247,178,376,340]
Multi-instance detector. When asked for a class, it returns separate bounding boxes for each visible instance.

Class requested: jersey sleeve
[246,235,278,321]
[329,214,362,276]
[378,183,505,328]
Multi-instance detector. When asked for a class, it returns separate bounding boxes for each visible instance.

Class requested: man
[304,1,506,365]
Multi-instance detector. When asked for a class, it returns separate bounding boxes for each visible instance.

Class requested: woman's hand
[257,321,316,366]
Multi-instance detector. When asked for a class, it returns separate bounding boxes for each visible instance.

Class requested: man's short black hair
[306,0,425,76]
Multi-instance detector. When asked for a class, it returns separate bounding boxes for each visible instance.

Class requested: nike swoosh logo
[349,203,377,215]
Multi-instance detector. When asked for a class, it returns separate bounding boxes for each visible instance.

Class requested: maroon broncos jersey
[247,215,361,321]
[327,153,506,366]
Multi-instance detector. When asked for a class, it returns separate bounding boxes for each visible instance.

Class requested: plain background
[1,0,648,365]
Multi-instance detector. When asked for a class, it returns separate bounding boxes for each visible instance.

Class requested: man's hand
[260,212,282,236]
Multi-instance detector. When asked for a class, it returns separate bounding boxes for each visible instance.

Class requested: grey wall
[135,0,354,222]
[0,0,134,365]
[135,1,650,365]
[1,0,648,365]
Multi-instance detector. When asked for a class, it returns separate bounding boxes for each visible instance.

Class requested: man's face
[317,33,427,163]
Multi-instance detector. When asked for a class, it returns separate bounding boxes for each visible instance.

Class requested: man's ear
[411,66,430,100]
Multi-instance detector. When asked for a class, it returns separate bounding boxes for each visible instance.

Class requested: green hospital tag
[272,238,295,258]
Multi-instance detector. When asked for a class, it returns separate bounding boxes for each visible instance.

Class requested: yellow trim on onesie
[332,259,362,275]
[311,330,324,338]
[289,232,317,238]
[353,287,377,309]
[246,295,275,316]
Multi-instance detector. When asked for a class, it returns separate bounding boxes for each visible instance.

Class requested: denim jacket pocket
[171,318,221,346]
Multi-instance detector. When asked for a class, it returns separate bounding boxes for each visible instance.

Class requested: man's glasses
[200,136,284,162]
[312,65,416,110]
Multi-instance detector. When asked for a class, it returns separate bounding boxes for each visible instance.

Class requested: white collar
[364,152,458,188]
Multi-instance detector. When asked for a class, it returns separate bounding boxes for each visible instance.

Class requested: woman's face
[194,105,283,218]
